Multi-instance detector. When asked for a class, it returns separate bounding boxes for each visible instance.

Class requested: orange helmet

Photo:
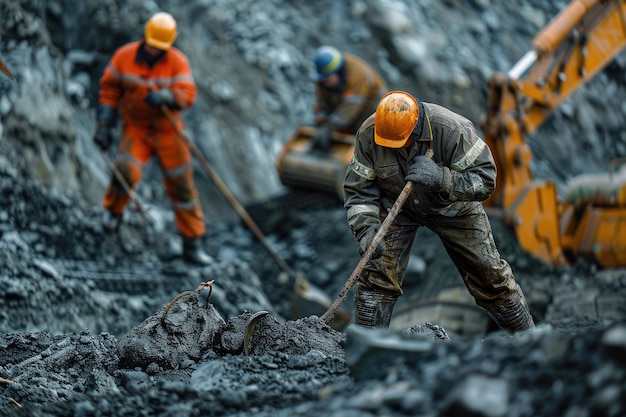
[145,12,177,51]
[374,91,419,148]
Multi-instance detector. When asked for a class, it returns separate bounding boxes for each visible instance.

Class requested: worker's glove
[405,155,443,191]
[358,224,386,260]
[312,124,333,150]
[93,125,114,151]
[145,89,176,108]
[93,104,117,152]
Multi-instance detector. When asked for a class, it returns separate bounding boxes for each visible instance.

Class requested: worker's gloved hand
[94,104,116,151]
[312,124,333,150]
[405,155,443,191]
[93,125,114,151]
[145,89,176,108]
[358,224,386,260]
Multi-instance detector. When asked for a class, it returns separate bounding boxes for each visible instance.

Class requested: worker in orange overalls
[311,45,388,149]
[93,12,212,265]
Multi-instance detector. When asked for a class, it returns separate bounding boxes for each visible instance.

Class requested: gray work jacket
[343,102,496,240]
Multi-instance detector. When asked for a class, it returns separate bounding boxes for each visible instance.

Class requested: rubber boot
[182,237,214,265]
[354,288,397,328]
[485,286,535,332]
[103,211,122,233]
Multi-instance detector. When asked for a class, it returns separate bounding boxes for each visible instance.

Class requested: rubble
[1,1,625,416]
[1,165,626,417]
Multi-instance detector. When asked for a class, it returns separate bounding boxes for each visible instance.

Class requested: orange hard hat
[145,12,177,51]
[374,91,419,148]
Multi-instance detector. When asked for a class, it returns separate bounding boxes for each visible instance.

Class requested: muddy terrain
[1,165,625,417]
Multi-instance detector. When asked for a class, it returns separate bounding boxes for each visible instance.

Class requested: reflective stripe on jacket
[98,40,197,132]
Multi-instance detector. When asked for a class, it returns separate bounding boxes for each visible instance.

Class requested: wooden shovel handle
[320,148,433,324]
[320,180,414,324]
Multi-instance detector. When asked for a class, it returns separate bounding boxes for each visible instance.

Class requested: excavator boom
[482,0,626,267]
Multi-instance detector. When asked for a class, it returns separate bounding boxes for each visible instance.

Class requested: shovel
[320,148,434,325]
[159,105,349,328]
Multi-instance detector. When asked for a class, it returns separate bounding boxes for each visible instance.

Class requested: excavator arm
[481,0,626,267]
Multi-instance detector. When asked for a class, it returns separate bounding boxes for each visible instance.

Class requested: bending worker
[311,45,387,149]
[343,91,535,332]
[93,12,212,265]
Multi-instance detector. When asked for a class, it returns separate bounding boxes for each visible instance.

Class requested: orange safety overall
[98,40,205,238]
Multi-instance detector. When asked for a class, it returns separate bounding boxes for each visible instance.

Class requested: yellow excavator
[481,0,626,268]
[277,0,626,269]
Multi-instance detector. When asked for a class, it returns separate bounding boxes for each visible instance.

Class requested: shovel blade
[291,274,350,331]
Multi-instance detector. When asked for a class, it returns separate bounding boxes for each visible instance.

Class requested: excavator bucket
[561,160,626,267]
[276,126,355,198]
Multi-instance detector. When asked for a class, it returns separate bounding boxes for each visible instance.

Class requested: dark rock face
[1,0,624,214]
[1,0,625,416]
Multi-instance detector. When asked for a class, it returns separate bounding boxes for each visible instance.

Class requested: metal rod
[0,56,14,79]
[103,155,150,226]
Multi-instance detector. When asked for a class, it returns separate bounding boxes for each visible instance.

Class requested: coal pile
[2,160,626,417]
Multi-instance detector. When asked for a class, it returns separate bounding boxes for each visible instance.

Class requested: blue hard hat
[313,45,344,81]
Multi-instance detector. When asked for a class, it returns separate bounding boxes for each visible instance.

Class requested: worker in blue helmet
[311,45,388,150]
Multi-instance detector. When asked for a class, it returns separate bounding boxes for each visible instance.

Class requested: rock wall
[1,0,624,222]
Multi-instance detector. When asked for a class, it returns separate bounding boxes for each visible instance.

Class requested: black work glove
[358,224,386,260]
[312,124,333,150]
[145,89,176,108]
[94,104,117,151]
[405,155,443,191]
[93,125,114,151]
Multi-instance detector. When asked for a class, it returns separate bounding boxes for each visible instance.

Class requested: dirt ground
[1,166,626,417]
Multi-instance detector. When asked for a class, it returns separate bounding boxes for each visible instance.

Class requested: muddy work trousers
[103,127,206,238]
[356,203,534,331]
